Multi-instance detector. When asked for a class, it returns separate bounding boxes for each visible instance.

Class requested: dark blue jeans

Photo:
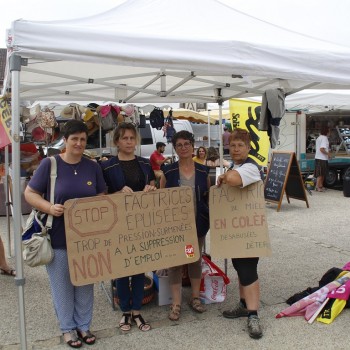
[117,273,145,312]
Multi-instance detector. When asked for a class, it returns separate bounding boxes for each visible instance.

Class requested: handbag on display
[199,254,230,304]
[38,108,57,129]
[98,105,118,131]
[22,157,57,267]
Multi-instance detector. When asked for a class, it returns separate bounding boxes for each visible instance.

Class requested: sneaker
[247,315,263,339]
[222,302,249,319]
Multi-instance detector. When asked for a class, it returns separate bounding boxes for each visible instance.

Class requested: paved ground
[1,188,350,350]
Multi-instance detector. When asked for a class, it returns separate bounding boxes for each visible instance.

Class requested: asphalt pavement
[1,187,350,350]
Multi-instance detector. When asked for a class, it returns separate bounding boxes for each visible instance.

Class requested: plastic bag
[199,255,230,304]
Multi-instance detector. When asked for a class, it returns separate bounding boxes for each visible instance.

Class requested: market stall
[4,0,350,347]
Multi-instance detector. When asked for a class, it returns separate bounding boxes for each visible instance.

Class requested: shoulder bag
[22,157,57,267]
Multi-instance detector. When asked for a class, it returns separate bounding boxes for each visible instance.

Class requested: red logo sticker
[185,245,195,258]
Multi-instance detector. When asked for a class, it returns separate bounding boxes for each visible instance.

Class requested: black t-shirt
[120,158,146,191]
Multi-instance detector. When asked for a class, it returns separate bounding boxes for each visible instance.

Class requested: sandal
[316,187,325,192]
[0,268,16,276]
[132,313,151,332]
[76,329,96,345]
[168,304,181,321]
[119,312,132,332]
[188,297,206,313]
[63,330,82,349]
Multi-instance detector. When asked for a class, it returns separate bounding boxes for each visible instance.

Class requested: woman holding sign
[160,130,210,321]
[25,120,106,348]
[216,128,264,340]
[101,123,156,332]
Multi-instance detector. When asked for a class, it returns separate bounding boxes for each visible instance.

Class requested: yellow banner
[229,99,269,166]
[0,96,12,147]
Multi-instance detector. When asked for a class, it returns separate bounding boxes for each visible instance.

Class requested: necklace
[70,161,81,175]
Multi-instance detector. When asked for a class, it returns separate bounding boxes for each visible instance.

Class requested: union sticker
[185,244,195,258]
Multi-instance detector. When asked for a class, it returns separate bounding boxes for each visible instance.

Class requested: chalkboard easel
[264,151,309,212]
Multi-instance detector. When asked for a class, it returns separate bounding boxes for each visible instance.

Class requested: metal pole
[4,145,12,257]
[216,97,228,275]
[99,123,102,156]
[207,110,211,148]
[10,54,28,350]
[218,102,224,174]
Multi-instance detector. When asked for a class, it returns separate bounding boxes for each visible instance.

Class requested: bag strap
[202,255,230,284]
[45,156,57,229]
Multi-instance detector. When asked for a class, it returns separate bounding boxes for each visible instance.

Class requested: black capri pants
[231,257,259,286]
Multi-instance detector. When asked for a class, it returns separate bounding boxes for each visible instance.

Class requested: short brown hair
[229,128,251,147]
[113,123,139,144]
[63,120,88,139]
[320,126,329,136]
[171,130,195,148]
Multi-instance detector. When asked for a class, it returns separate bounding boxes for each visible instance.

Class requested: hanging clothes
[259,88,285,149]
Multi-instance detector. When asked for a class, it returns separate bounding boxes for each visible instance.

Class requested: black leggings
[231,257,259,286]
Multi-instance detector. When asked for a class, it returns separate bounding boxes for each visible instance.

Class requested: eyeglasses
[175,142,192,149]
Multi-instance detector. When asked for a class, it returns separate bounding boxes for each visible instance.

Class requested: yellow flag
[229,99,269,166]
[0,96,12,148]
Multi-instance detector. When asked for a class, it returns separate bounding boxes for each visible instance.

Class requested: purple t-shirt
[28,155,106,249]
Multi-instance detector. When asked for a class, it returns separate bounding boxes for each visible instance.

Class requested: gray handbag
[22,157,56,267]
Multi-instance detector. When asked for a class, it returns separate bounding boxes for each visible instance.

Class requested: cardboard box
[153,272,181,306]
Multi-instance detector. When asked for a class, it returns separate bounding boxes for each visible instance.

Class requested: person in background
[222,126,231,155]
[101,123,156,333]
[315,126,331,192]
[0,236,15,276]
[160,130,210,321]
[216,128,264,340]
[25,120,106,348]
[192,146,207,165]
[150,142,172,182]
[205,146,231,168]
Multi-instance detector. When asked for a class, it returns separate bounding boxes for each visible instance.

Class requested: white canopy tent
[4,0,350,348]
[4,0,350,104]
[237,90,350,113]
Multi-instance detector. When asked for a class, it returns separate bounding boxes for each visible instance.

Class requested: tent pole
[4,145,12,257]
[99,123,102,156]
[207,110,211,148]
[216,94,228,275]
[218,101,223,173]
[10,54,28,350]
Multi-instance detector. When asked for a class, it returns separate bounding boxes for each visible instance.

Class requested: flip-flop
[63,330,82,349]
[0,268,16,276]
[76,329,96,345]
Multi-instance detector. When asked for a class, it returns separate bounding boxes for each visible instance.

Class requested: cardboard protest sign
[209,181,271,258]
[64,187,199,286]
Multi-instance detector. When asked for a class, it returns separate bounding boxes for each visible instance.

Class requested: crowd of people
[0,121,265,348]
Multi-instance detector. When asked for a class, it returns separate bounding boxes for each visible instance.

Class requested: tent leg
[4,146,12,257]
[10,54,28,350]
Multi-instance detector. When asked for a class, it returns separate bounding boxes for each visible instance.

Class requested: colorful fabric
[276,272,350,320]
[343,261,350,271]
[317,298,347,324]
[327,279,350,300]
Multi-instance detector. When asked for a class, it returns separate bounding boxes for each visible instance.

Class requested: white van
[137,120,193,159]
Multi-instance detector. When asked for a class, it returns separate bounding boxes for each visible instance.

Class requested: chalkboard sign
[264,152,309,211]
